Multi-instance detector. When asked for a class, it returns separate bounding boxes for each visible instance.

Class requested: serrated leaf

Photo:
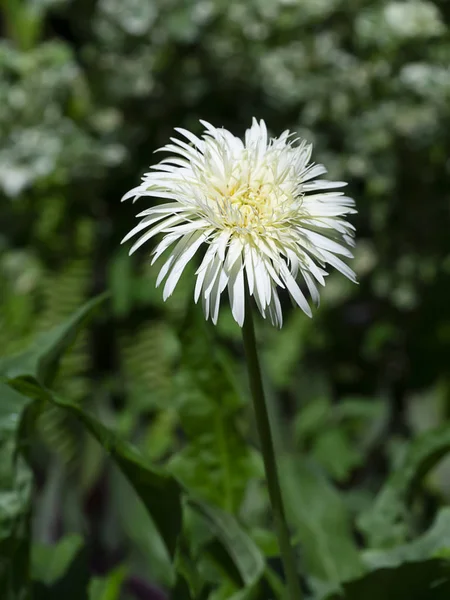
[0,293,108,385]
[324,558,450,600]
[0,381,34,600]
[281,458,364,589]
[358,425,450,548]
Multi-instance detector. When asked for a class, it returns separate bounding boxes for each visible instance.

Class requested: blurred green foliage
[1,0,450,598]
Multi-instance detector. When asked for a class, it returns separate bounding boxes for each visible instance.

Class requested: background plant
[1,0,450,599]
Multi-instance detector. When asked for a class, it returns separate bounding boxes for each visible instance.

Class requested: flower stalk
[242,285,302,600]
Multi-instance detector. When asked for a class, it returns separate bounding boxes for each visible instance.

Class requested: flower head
[121,119,356,327]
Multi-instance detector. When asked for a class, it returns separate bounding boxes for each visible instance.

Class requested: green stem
[242,290,302,600]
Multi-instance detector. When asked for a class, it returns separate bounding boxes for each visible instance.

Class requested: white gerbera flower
[121,119,356,327]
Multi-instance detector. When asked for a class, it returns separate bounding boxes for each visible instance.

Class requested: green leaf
[363,508,450,570]
[324,558,450,600]
[0,293,108,385]
[281,458,364,589]
[294,397,385,483]
[111,466,173,586]
[88,566,127,600]
[169,307,262,514]
[189,499,265,593]
[358,425,450,548]
[0,381,34,600]
[311,428,362,482]
[32,534,84,585]
[42,389,182,559]
[32,534,89,600]
[0,291,182,560]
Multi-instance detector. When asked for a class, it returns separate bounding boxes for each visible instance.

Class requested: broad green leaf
[32,534,89,600]
[32,557,89,600]
[3,329,182,566]
[111,466,173,586]
[189,499,265,593]
[169,307,262,514]
[281,458,364,589]
[88,566,127,600]
[0,381,34,600]
[358,425,450,548]
[363,508,450,570]
[44,390,183,559]
[32,534,84,585]
[0,293,108,385]
[26,386,180,562]
[324,558,450,600]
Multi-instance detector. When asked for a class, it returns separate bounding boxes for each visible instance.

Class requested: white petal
[163,230,209,299]
[121,185,144,202]
[121,213,168,244]
[300,164,327,182]
[301,230,353,258]
[253,258,270,311]
[303,180,347,191]
[151,232,184,265]
[174,127,205,150]
[321,250,357,283]
[202,288,210,320]
[156,255,175,288]
[302,270,320,306]
[156,233,201,288]
[136,203,187,217]
[228,257,245,327]
[194,246,218,303]
[244,245,255,295]
[210,268,228,325]
[225,237,243,271]
[267,289,283,328]
[163,220,210,235]
[204,254,222,298]
[127,215,184,255]
[215,230,231,261]
[280,263,312,317]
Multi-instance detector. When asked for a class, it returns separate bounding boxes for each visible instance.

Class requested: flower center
[211,177,294,232]
[220,180,274,224]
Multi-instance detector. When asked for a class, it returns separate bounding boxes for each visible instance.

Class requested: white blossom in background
[121,119,356,327]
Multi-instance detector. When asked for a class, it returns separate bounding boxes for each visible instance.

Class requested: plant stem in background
[241,289,303,600]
